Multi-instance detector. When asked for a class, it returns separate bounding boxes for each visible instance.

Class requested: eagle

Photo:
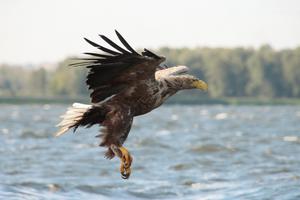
[55,30,208,179]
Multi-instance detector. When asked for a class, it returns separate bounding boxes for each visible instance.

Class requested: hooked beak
[192,80,208,91]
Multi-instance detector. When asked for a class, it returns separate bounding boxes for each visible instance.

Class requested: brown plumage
[56,30,208,179]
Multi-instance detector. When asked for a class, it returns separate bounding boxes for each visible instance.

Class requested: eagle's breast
[130,79,175,116]
[121,80,156,116]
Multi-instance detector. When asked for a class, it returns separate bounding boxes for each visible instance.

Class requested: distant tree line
[1,45,300,99]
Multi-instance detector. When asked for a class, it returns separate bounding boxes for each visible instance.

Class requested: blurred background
[1,0,300,199]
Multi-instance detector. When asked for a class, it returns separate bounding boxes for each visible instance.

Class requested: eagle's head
[181,75,208,91]
[156,66,208,91]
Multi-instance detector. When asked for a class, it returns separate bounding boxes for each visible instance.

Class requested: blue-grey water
[0,104,300,200]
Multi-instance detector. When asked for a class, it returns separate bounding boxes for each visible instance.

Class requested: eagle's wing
[72,30,165,103]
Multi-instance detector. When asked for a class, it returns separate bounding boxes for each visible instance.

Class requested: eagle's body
[56,31,207,179]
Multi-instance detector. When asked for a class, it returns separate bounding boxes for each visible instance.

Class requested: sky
[0,0,300,65]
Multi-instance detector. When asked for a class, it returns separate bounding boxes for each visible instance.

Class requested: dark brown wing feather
[73,30,165,103]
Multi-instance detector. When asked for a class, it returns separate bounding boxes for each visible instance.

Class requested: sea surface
[0,104,300,200]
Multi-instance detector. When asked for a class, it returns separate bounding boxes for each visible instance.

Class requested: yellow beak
[192,80,208,91]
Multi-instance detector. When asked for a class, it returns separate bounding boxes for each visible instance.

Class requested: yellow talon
[119,146,132,169]
[110,145,133,179]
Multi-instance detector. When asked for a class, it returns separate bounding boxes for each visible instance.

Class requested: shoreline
[1,96,300,105]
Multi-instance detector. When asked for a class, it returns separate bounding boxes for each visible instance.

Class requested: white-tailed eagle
[56,30,208,179]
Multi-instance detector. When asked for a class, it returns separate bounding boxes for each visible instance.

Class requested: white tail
[55,103,92,137]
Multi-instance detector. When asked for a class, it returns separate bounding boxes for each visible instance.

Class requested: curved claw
[120,165,131,179]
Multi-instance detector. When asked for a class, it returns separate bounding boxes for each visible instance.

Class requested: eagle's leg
[110,144,133,179]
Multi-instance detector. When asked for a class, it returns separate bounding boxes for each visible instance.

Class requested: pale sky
[0,0,300,65]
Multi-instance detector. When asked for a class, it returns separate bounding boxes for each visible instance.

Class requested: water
[1,104,300,200]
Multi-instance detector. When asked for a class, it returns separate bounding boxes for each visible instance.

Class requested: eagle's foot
[120,163,131,179]
[110,145,133,179]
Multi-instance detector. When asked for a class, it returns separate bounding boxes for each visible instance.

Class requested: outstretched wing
[72,30,166,103]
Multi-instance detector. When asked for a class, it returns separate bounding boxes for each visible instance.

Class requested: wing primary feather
[83,52,113,58]
[84,38,101,48]
[85,62,125,68]
[69,61,97,66]
[142,48,161,59]
[115,30,139,55]
[84,38,121,55]
[98,45,121,55]
[72,58,101,61]
[99,34,130,54]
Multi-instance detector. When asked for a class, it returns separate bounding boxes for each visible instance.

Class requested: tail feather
[55,103,92,137]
